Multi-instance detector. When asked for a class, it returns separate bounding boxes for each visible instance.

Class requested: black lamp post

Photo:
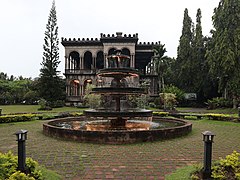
[14,129,28,172]
[202,131,215,179]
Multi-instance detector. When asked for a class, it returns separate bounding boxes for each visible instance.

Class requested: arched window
[120,78,128,87]
[83,79,92,95]
[96,51,104,69]
[84,51,93,70]
[70,79,80,96]
[108,48,116,55]
[122,48,130,56]
[122,48,130,67]
[69,51,80,69]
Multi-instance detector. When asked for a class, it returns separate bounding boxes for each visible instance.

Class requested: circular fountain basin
[84,109,153,117]
[43,116,192,144]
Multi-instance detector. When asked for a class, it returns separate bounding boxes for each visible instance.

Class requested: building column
[93,56,96,69]
[104,53,107,68]
[78,83,81,96]
[80,85,83,96]
[80,56,84,69]
[131,53,135,68]
[65,56,68,69]
[68,57,71,70]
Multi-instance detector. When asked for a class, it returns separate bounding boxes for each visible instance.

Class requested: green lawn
[0,105,86,114]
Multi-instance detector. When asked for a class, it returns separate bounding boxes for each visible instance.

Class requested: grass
[207,108,239,114]
[165,165,197,180]
[177,107,239,114]
[0,105,87,114]
[39,166,62,180]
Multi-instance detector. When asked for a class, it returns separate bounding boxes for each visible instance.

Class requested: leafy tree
[83,84,101,108]
[152,43,170,92]
[38,0,65,106]
[0,72,7,80]
[206,0,240,108]
[175,8,194,92]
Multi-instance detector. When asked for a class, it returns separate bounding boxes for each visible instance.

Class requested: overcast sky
[0,0,219,78]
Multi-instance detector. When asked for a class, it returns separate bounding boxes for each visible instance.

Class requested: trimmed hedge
[0,112,84,124]
[205,113,240,122]
[153,111,169,117]
[0,114,43,123]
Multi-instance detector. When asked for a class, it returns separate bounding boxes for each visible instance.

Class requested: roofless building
[61,32,159,105]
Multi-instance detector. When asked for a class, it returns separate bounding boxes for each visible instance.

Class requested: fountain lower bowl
[43,116,192,144]
[84,109,153,117]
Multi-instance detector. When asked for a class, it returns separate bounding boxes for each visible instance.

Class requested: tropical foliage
[152,43,170,92]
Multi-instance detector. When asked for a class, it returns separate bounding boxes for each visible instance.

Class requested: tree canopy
[206,0,240,107]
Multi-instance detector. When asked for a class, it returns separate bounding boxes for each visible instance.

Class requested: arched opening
[122,48,130,67]
[96,51,104,69]
[83,79,92,95]
[108,48,116,55]
[122,48,130,56]
[69,51,80,69]
[70,79,80,96]
[110,78,128,87]
[120,78,128,87]
[84,51,93,70]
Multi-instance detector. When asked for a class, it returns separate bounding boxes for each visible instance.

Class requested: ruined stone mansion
[61,32,159,105]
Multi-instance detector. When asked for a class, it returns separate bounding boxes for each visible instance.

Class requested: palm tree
[152,44,169,92]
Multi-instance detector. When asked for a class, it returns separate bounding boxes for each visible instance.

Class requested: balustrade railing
[65,69,96,74]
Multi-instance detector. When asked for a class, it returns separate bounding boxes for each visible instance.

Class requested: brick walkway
[0,120,240,179]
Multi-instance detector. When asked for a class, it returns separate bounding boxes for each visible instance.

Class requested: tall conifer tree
[176,8,194,92]
[192,9,207,100]
[39,0,65,106]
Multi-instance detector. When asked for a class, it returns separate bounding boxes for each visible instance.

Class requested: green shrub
[153,97,162,108]
[0,151,18,179]
[211,151,240,180]
[136,94,149,109]
[153,111,169,117]
[49,100,65,108]
[83,84,101,109]
[205,113,232,121]
[9,171,35,180]
[0,151,43,180]
[207,97,232,109]
[163,85,185,102]
[0,114,41,124]
[190,151,240,179]
[69,112,83,117]
[160,93,177,110]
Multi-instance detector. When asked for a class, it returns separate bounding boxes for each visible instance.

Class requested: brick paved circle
[0,119,240,179]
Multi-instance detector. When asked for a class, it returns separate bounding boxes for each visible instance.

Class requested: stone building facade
[61,32,159,105]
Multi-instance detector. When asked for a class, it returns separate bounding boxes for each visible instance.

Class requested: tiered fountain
[43,51,192,144]
[84,50,152,130]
